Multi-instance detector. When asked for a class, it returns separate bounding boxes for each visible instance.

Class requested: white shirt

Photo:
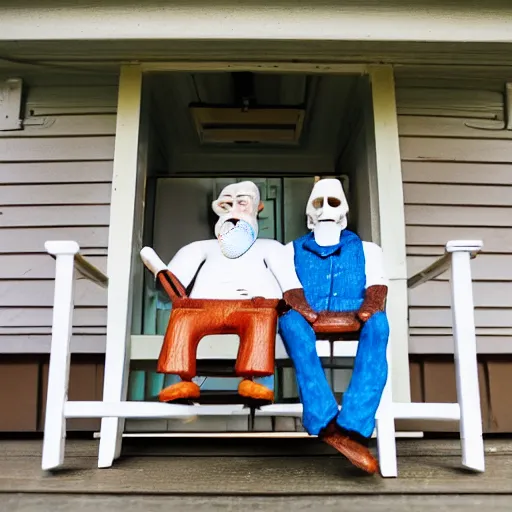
[168,239,302,300]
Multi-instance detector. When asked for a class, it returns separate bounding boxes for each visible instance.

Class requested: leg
[337,311,390,439]
[157,309,206,402]
[236,309,277,402]
[236,310,276,377]
[278,310,338,436]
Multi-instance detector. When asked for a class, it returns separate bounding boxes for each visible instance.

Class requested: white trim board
[91,431,424,439]
[1,2,512,42]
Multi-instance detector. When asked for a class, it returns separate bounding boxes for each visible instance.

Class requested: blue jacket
[292,229,366,313]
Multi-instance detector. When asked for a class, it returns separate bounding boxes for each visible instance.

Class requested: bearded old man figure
[278,178,390,474]
[141,181,316,404]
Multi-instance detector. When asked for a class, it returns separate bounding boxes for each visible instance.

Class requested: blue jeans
[278,309,389,438]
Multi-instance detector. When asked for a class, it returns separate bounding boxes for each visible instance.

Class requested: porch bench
[41,239,485,477]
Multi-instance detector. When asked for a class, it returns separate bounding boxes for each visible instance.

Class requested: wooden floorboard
[0,438,511,495]
[1,494,512,512]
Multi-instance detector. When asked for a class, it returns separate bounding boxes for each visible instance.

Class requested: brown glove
[357,285,388,322]
[283,288,318,324]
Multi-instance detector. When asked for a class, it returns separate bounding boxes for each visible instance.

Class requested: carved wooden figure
[140,181,315,405]
[278,178,390,475]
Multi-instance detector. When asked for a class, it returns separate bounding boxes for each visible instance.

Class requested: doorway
[125,68,395,432]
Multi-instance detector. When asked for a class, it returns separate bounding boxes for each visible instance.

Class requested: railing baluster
[42,241,79,471]
[447,241,485,472]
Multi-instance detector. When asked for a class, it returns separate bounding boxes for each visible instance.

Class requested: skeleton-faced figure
[278,178,390,474]
[150,181,315,404]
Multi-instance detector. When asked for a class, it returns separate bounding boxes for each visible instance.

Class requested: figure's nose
[226,218,240,226]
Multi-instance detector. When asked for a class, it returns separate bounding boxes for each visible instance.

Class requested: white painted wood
[396,88,503,119]
[0,254,107,279]
[369,65,410,403]
[406,226,512,253]
[99,65,143,469]
[0,78,22,131]
[1,280,107,307]
[0,334,106,354]
[401,162,512,185]
[400,137,512,163]
[392,402,460,421]
[0,227,109,253]
[409,282,512,308]
[0,205,110,227]
[410,327,512,336]
[398,116,512,139]
[1,2,512,42]
[405,205,511,227]
[409,308,512,329]
[408,336,512,355]
[26,86,118,116]
[41,241,79,471]
[0,114,117,137]
[447,242,485,473]
[404,183,512,207]
[65,402,249,419]
[0,307,106,327]
[0,161,113,184]
[0,184,112,205]
[0,137,114,162]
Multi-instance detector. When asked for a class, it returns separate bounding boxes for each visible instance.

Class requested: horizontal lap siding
[0,72,117,353]
[395,68,512,354]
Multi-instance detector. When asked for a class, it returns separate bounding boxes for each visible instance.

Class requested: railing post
[446,240,485,472]
[42,241,79,471]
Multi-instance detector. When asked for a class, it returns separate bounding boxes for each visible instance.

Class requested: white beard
[313,222,343,247]
[217,219,257,258]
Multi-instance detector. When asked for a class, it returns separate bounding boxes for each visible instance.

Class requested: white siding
[395,67,512,353]
[0,71,117,353]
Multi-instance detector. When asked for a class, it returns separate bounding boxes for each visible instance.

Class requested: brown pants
[157,297,280,380]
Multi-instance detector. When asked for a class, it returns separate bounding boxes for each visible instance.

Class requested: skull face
[212,181,264,258]
[306,178,349,231]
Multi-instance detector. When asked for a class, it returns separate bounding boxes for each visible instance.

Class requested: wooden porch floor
[1,437,511,511]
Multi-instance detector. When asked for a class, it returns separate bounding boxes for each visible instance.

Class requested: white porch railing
[42,239,485,477]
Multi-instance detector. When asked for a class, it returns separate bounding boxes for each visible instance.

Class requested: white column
[447,240,485,472]
[98,64,144,468]
[41,241,79,470]
[368,65,410,403]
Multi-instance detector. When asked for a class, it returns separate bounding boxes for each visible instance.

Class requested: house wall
[395,66,512,432]
[1,65,511,434]
[0,70,117,430]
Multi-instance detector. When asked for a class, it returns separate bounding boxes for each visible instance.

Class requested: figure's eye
[312,197,324,209]
[218,201,233,211]
[327,197,341,207]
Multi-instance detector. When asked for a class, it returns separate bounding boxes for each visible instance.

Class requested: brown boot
[319,421,379,474]
[238,379,274,402]
[159,381,200,403]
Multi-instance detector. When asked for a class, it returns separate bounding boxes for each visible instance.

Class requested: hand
[283,288,318,324]
[357,285,388,322]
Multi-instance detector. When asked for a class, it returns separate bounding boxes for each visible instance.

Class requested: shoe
[238,379,274,402]
[158,381,200,402]
[319,421,379,474]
